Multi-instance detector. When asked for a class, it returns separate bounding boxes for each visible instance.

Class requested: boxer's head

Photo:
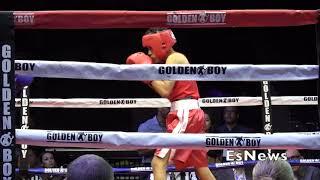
[142,28,176,63]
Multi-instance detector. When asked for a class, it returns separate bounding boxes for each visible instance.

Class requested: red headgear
[142,29,176,60]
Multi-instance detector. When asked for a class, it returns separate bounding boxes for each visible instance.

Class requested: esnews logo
[226,150,287,161]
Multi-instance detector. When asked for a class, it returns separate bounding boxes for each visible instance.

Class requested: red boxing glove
[126,52,153,86]
[126,52,153,65]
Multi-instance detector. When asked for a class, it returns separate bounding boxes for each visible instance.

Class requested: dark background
[2,0,319,167]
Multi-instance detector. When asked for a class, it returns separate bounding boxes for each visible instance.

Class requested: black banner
[261,81,273,154]
[0,11,15,180]
[261,81,273,135]
[19,86,30,177]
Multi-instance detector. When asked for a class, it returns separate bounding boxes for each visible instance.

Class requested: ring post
[261,81,273,154]
[0,11,16,180]
[19,86,30,177]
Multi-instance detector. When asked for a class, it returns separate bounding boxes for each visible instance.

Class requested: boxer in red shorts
[126,28,215,180]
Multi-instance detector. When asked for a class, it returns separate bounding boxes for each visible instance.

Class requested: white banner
[15,60,318,81]
[15,129,320,150]
[15,96,318,108]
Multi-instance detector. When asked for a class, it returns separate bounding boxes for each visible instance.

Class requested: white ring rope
[15,96,318,108]
[15,60,318,81]
[15,129,320,150]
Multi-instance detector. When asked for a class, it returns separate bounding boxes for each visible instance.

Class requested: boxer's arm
[150,53,189,98]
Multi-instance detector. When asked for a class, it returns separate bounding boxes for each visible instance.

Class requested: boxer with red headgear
[142,29,176,62]
[126,28,215,180]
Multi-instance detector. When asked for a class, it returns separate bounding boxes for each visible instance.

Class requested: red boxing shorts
[154,99,208,170]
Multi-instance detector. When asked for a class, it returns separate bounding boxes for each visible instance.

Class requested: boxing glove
[126,52,152,65]
[126,52,153,85]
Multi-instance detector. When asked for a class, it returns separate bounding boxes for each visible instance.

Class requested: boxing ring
[0,9,319,179]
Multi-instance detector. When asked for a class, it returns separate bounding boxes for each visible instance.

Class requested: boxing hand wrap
[126,52,153,85]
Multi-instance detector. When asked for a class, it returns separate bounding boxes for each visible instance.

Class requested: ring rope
[15,96,318,108]
[13,10,319,29]
[15,129,320,150]
[15,60,318,81]
[15,159,320,175]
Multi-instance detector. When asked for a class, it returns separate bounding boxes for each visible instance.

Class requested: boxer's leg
[151,150,170,180]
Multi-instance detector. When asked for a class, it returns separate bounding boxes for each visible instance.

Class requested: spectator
[213,107,253,179]
[216,106,252,133]
[26,148,41,168]
[16,148,42,180]
[15,74,34,97]
[207,150,252,180]
[66,154,114,180]
[40,152,57,168]
[138,107,169,133]
[204,112,214,133]
[204,109,221,163]
[205,111,253,180]
[252,159,294,180]
[40,152,64,180]
[286,149,320,180]
[137,108,170,179]
[215,107,252,162]
[137,107,169,161]
[138,107,170,160]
